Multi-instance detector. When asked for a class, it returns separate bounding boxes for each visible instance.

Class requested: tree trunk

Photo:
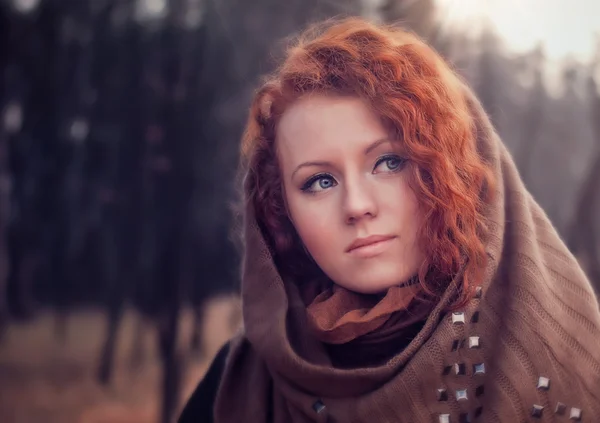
[129,313,148,371]
[569,151,600,294]
[97,295,124,385]
[0,131,9,340]
[189,305,204,357]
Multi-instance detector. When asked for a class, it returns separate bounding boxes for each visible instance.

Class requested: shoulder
[177,341,230,423]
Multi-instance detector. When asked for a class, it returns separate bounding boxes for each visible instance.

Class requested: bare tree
[0,101,11,341]
[378,0,457,57]
[569,43,600,295]
[517,44,546,185]
[379,0,436,34]
[476,26,502,127]
[95,0,138,386]
[0,4,12,336]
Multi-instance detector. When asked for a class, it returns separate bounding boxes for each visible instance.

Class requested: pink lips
[346,234,396,257]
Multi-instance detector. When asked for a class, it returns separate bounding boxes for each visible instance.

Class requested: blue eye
[301,174,337,193]
[374,154,405,173]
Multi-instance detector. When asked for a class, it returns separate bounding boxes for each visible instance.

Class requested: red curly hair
[239,17,495,306]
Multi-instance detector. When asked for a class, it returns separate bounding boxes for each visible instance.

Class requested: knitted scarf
[213,84,600,422]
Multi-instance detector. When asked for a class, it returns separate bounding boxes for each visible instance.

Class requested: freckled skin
[277,95,425,294]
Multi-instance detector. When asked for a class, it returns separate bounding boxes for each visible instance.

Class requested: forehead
[276,95,389,161]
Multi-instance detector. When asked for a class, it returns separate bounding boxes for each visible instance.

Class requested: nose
[343,177,378,224]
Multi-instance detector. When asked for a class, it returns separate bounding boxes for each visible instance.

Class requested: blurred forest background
[0,0,599,422]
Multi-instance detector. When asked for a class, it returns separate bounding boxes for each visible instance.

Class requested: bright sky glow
[436,0,600,62]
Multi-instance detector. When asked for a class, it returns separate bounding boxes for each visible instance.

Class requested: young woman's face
[277,95,425,293]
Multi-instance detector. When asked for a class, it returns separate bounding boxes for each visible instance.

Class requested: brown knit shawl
[213,86,600,422]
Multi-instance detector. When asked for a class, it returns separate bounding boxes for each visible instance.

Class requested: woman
[179,17,600,423]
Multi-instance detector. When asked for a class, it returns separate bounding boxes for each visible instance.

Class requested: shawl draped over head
[212,80,600,422]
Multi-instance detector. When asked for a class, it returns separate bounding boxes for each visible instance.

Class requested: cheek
[402,191,421,227]
[299,224,338,255]
[401,195,424,255]
[386,180,422,238]
[287,197,339,253]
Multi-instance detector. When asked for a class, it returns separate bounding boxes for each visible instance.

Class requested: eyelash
[300,154,406,194]
[374,154,405,173]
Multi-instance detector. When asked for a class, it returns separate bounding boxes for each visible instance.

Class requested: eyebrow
[364,138,392,155]
[291,160,332,180]
[290,138,392,180]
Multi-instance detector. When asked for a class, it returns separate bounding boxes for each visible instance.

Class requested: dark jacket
[178,342,230,423]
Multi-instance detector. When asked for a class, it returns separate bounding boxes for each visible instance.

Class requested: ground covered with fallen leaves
[0,296,239,423]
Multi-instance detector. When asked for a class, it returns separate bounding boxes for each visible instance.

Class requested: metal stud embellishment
[437,388,448,401]
[531,404,544,418]
[555,403,567,415]
[471,311,480,323]
[312,400,326,414]
[454,363,466,375]
[473,363,486,375]
[468,336,481,349]
[537,376,550,390]
[459,412,471,423]
[474,286,482,298]
[475,385,485,397]
[439,414,450,423]
[456,389,468,401]
[452,312,466,324]
[569,407,582,421]
[443,365,452,375]
[451,339,465,351]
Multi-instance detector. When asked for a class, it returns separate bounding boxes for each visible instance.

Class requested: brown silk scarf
[305,283,422,344]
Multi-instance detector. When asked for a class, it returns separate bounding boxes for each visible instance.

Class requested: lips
[346,234,396,253]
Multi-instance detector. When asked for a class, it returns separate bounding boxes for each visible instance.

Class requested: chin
[335,266,413,294]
